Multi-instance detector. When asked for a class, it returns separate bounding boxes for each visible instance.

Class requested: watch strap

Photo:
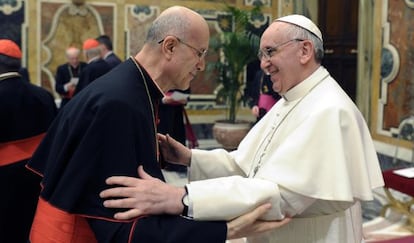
[181,186,189,216]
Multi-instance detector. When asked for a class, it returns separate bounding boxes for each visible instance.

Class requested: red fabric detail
[382,169,414,197]
[0,39,22,58]
[62,88,75,99]
[30,197,97,243]
[0,133,45,166]
[128,219,139,243]
[183,109,198,148]
[83,38,100,50]
[373,235,414,243]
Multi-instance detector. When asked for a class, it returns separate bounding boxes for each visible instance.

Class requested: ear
[299,40,314,64]
[160,36,178,60]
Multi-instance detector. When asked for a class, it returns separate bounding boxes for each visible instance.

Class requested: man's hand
[226,204,291,239]
[100,166,185,219]
[157,133,191,166]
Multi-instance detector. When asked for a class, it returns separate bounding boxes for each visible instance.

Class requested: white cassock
[186,67,384,243]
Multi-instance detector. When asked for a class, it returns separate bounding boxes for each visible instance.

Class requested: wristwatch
[181,186,189,216]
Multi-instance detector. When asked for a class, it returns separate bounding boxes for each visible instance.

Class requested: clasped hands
[99,134,290,239]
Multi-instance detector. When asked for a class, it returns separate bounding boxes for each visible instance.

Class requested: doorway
[318,0,359,101]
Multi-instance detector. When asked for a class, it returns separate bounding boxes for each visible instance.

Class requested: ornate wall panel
[378,0,414,134]
[39,1,115,94]
[123,1,273,110]
[14,0,277,99]
[371,0,414,162]
[1,0,285,99]
[0,0,27,65]
[3,0,411,160]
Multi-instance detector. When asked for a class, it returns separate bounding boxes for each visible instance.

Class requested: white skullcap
[275,14,323,42]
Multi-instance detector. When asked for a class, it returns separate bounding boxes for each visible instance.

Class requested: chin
[272,84,281,93]
[179,83,190,90]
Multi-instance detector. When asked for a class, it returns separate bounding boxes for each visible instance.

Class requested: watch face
[183,195,189,206]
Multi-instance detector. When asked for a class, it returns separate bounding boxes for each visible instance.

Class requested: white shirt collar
[282,66,329,102]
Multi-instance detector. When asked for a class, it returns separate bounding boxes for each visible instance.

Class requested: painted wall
[1,0,413,163]
[367,0,414,163]
[2,0,277,97]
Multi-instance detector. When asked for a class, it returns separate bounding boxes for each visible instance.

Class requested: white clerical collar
[0,72,21,81]
[282,66,329,102]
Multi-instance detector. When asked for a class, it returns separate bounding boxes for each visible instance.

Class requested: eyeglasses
[158,36,208,59]
[257,38,304,61]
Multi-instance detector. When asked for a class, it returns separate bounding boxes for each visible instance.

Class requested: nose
[196,57,206,71]
[260,58,271,73]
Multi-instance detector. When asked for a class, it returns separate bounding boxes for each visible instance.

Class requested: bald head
[135,6,210,92]
[66,47,80,57]
[65,47,81,67]
[146,6,209,43]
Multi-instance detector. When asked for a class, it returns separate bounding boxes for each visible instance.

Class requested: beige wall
[26,0,279,98]
[17,0,414,161]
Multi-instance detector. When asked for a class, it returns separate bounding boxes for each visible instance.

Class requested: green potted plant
[208,4,262,149]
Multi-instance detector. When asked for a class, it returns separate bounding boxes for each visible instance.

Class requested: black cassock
[54,62,87,108]
[0,74,57,243]
[74,58,111,96]
[28,58,227,243]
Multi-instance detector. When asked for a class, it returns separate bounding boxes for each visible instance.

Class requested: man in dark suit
[74,38,110,95]
[19,66,31,82]
[0,39,57,243]
[55,46,87,109]
[96,35,122,69]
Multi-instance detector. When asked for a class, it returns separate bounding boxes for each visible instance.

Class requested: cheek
[259,61,267,71]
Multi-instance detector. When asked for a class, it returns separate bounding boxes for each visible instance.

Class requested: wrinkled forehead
[259,22,288,48]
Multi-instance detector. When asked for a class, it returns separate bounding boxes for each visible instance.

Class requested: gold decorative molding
[25,0,277,102]
[0,0,23,15]
[370,0,414,162]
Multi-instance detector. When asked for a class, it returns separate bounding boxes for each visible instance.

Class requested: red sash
[62,88,75,99]
[30,197,97,243]
[0,133,45,166]
[183,109,198,148]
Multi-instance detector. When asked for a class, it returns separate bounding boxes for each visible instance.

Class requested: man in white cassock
[100,14,384,243]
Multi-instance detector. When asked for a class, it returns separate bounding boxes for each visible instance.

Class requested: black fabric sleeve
[55,65,68,95]
[87,215,227,243]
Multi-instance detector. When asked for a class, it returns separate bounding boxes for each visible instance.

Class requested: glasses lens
[258,48,273,60]
[257,50,263,60]
[199,50,208,59]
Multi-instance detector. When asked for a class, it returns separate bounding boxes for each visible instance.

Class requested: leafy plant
[208,5,262,123]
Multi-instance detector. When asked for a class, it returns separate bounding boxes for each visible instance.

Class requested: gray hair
[146,12,191,43]
[66,47,80,57]
[284,24,324,63]
[84,47,101,59]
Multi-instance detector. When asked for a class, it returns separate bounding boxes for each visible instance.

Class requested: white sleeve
[189,149,245,181]
[187,176,282,220]
[187,177,318,221]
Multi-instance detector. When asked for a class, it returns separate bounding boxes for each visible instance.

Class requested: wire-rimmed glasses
[257,38,304,61]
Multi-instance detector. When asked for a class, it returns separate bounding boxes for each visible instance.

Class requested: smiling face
[259,22,309,95]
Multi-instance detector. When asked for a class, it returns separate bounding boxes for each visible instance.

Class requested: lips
[267,69,278,77]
